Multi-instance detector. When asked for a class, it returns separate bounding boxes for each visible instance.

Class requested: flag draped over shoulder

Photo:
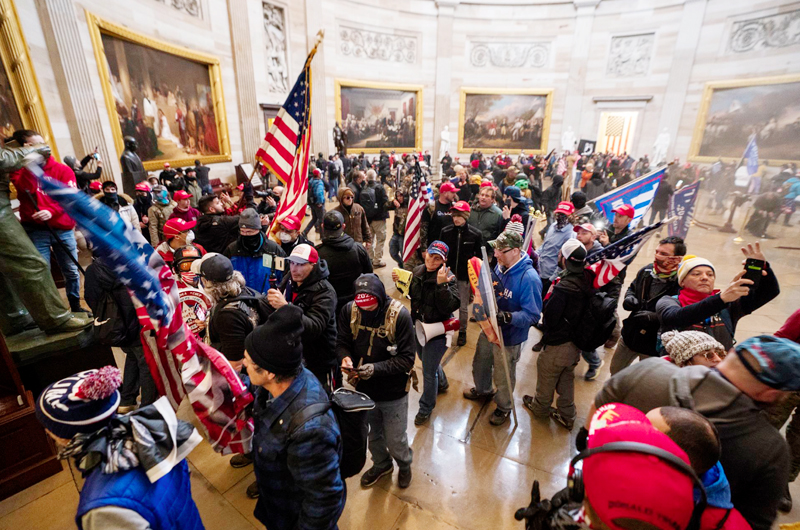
[33,169,254,455]
[585,219,668,289]
[592,168,665,229]
[402,164,432,262]
[257,45,318,239]
[668,181,700,240]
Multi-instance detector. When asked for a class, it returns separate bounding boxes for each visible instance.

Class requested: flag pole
[481,246,518,427]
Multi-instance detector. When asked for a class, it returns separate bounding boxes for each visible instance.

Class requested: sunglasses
[701,350,726,362]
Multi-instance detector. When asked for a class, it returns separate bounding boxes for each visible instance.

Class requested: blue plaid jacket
[252,368,345,530]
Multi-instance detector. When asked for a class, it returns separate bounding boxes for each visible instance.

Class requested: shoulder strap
[384,299,404,344]
[719,308,735,344]
[350,302,361,340]
[640,271,655,305]
[287,402,332,437]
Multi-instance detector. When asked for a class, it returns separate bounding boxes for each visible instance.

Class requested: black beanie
[245,305,304,375]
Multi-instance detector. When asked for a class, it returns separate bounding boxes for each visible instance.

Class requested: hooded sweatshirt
[11,156,76,230]
[698,462,752,530]
[596,359,789,530]
[335,275,415,402]
[316,233,373,313]
[493,253,543,346]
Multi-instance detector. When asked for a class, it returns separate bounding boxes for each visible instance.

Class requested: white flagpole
[480,246,518,427]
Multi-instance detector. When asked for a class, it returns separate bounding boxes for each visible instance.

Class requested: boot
[457,331,467,347]
[68,295,90,314]
[44,314,93,335]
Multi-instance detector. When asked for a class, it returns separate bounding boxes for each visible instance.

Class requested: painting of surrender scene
[459,89,552,153]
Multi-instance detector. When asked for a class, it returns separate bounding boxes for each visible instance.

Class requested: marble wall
[14,0,800,187]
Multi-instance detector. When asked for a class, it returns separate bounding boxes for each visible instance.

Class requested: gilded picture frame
[0,0,58,159]
[689,74,800,166]
[334,79,423,154]
[458,87,553,155]
[86,12,231,171]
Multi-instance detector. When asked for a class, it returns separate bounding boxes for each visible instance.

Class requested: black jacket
[194,164,210,189]
[408,264,460,324]
[335,276,415,402]
[209,286,271,362]
[279,233,311,257]
[656,264,779,351]
[74,154,102,192]
[84,259,139,346]
[501,202,530,236]
[362,181,388,222]
[278,260,338,372]
[541,270,593,346]
[421,200,453,247]
[439,223,483,281]
[195,213,240,254]
[541,175,564,213]
[623,264,681,313]
[316,234,373,313]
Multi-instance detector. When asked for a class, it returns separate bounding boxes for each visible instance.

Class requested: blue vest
[230,254,282,294]
[76,460,204,530]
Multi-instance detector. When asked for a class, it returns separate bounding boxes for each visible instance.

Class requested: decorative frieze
[729,9,800,53]
[263,2,290,94]
[469,42,550,68]
[606,33,654,78]
[154,0,201,18]
[339,26,417,64]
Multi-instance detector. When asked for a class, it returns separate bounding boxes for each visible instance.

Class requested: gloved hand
[575,426,589,452]
[357,363,375,380]
[497,311,513,326]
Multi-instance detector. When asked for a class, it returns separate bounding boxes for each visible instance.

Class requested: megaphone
[415,317,460,346]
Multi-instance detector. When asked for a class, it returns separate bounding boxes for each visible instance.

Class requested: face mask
[156,190,170,205]
[103,191,118,203]
[180,271,199,286]
[555,213,568,229]
[278,232,293,243]
[242,233,262,249]
[185,230,195,244]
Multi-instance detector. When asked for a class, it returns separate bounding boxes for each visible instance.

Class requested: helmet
[173,245,203,273]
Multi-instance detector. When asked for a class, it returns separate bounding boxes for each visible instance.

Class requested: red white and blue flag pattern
[585,219,668,289]
[402,164,432,263]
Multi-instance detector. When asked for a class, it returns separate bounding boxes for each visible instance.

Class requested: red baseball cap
[480,181,494,188]
[164,162,170,168]
[612,204,635,219]
[163,218,196,239]
[89,181,102,192]
[279,215,301,231]
[471,160,480,169]
[174,190,192,200]
[135,182,151,192]
[287,243,318,264]
[573,223,597,236]
[554,201,575,216]
[313,168,322,176]
[439,182,457,193]
[583,410,695,530]
[450,201,471,213]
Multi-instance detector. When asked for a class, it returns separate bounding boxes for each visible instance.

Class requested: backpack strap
[287,402,332,437]
[351,299,404,358]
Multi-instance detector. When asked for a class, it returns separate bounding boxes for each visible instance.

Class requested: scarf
[58,397,202,483]
[555,213,569,230]
[678,287,720,307]
[652,260,679,279]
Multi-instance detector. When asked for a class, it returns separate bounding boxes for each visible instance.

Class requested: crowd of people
[3,129,800,530]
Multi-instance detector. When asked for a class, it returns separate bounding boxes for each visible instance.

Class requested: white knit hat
[677,255,715,286]
[662,330,725,367]
[506,214,525,237]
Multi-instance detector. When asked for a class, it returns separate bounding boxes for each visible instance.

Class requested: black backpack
[287,388,375,479]
[570,291,618,352]
[359,185,379,218]
[93,288,135,346]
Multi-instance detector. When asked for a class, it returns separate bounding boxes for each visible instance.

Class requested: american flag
[32,166,254,455]
[585,218,668,289]
[256,47,318,238]
[402,163,432,262]
[601,114,635,156]
[593,167,665,230]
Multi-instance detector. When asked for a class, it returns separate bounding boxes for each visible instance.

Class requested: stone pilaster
[34,0,112,171]
[656,0,708,161]
[304,0,330,156]
[227,0,260,161]
[562,0,601,143]
[431,0,459,174]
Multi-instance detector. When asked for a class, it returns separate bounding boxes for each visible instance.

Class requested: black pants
[303,203,325,237]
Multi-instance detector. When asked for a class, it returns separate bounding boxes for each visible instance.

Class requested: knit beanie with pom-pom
[662,330,725,367]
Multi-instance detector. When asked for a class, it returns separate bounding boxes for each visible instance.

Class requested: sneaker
[360,465,393,487]
[373,260,387,268]
[457,331,467,347]
[414,411,431,425]
[779,484,792,513]
[246,480,259,499]
[549,408,574,431]
[489,408,510,426]
[437,382,449,394]
[532,341,544,352]
[584,360,604,381]
[522,395,548,418]
[398,467,412,489]
[230,453,254,468]
[463,387,496,401]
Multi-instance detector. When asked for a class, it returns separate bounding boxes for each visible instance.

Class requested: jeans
[201,184,214,196]
[530,341,581,422]
[457,280,471,332]
[609,337,646,375]
[389,234,404,266]
[302,203,325,237]
[367,395,413,471]
[417,335,448,415]
[119,343,159,407]
[26,228,81,300]
[581,348,602,370]
[472,332,522,412]
[368,219,386,262]
[328,177,340,200]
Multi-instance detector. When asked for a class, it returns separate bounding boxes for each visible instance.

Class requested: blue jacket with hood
[493,253,543,346]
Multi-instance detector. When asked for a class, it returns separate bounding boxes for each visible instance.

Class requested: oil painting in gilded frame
[335,80,423,154]
[458,88,553,154]
[689,74,800,165]
[86,12,231,171]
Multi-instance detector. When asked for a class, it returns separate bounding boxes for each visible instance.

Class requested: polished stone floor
[2,191,800,529]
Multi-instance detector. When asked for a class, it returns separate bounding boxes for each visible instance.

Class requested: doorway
[596,111,638,155]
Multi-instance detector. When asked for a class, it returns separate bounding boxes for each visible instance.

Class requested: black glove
[575,426,589,452]
[497,311,513,326]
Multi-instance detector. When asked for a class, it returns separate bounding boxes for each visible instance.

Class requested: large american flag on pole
[402,163,432,262]
[31,165,254,455]
[256,40,321,238]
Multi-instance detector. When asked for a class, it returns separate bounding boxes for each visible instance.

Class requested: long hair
[204,271,246,303]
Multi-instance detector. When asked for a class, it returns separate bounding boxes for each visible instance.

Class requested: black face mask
[103,191,118,203]
[241,233,263,251]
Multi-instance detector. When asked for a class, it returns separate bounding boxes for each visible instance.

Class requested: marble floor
[2,191,800,530]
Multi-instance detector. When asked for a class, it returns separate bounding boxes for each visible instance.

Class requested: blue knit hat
[35,367,122,440]
[735,335,800,391]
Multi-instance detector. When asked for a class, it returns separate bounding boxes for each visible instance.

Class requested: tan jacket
[332,187,371,243]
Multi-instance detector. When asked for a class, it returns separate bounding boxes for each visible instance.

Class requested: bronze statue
[120,136,147,196]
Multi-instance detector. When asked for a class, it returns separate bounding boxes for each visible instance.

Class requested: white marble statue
[653,128,671,165]
[440,126,451,156]
[561,126,576,152]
